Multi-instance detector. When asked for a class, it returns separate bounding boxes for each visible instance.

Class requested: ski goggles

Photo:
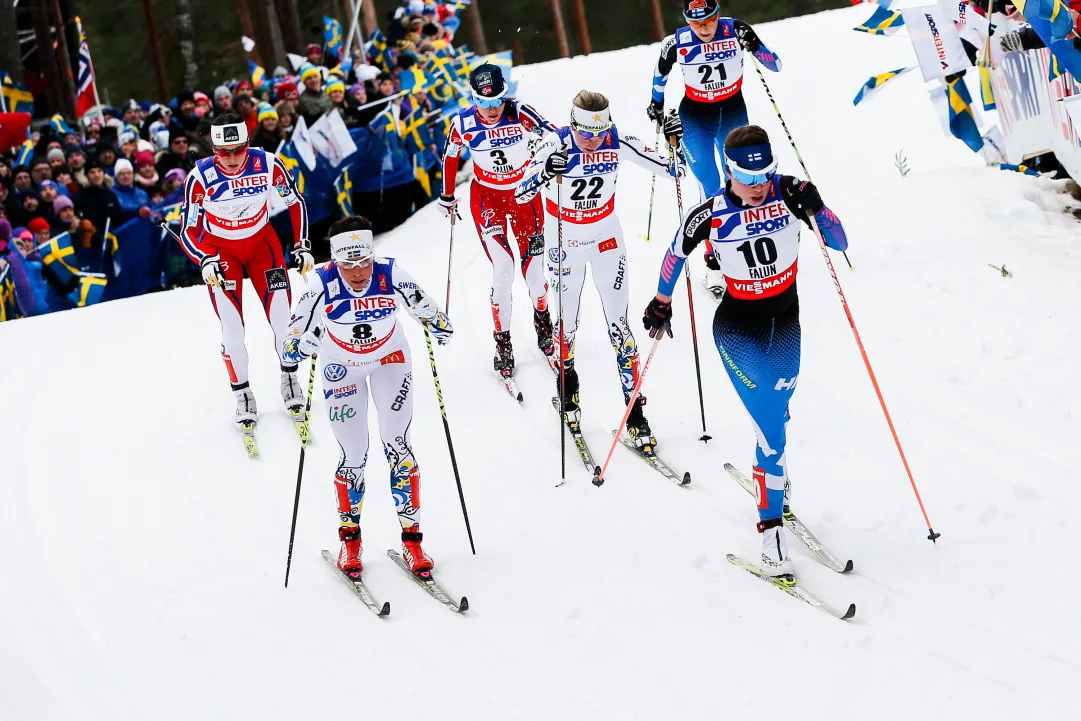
[336,257,373,270]
[724,144,777,186]
[571,123,612,140]
[472,91,506,109]
[213,146,248,159]
[570,104,613,139]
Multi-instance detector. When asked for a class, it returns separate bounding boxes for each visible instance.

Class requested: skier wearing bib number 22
[643,126,849,578]
[438,63,560,388]
[649,0,778,296]
[282,215,454,579]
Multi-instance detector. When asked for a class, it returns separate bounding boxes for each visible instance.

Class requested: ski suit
[180,148,308,390]
[518,126,675,399]
[283,259,449,534]
[441,101,557,332]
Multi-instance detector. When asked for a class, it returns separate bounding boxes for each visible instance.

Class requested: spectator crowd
[1,0,492,322]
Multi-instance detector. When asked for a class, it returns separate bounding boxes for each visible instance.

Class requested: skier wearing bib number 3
[649,0,777,297]
[643,126,849,578]
[282,215,454,579]
[517,91,685,448]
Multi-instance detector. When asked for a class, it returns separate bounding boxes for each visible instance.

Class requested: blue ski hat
[724,143,778,186]
[683,0,719,22]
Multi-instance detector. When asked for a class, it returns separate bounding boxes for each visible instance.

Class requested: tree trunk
[568,0,590,55]
[278,0,303,55]
[30,0,64,114]
[48,0,77,117]
[263,0,289,72]
[466,0,488,55]
[549,0,570,59]
[0,0,22,85]
[360,0,378,44]
[648,0,665,42]
[141,0,170,102]
[175,0,199,91]
[236,0,263,66]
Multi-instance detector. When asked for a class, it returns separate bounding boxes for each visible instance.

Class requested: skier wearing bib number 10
[516,91,685,449]
[438,63,560,396]
[282,215,454,579]
[649,0,779,298]
[642,126,849,578]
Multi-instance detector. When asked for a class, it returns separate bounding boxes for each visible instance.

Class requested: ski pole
[644,132,659,242]
[749,55,853,271]
[808,216,939,542]
[284,352,319,587]
[593,334,664,487]
[445,210,456,311]
[556,173,567,484]
[423,325,476,554]
[670,144,711,443]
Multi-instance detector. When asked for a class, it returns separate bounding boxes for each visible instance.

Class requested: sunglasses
[473,94,505,109]
[727,162,777,187]
[214,146,247,158]
[337,257,373,270]
[572,124,611,140]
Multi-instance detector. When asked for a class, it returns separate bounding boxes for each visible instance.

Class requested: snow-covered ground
[3,5,1079,719]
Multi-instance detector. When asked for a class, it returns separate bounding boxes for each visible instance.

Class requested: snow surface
[3,6,1079,719]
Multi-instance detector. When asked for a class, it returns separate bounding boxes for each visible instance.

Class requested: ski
[320,550,391,617]
[290,408,311,447]
[702,273,724,300]
[499,373,523,403]
[724,463,853,574]
[613,431,690,486]
[551,397,601,480]
[386,550,468,613]
[240,420,259,458]
[726,554,855,621]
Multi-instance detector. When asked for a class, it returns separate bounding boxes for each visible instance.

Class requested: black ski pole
[284,351,319,587]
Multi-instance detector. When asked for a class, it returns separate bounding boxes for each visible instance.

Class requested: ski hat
[724,143,777,186]
[330,229,375,264]
[469,63,508,103]
[213,85,232,100]
[164,168,187,185]
[210,121,248,147]
[570,100,612,136]
[257,103,278,122]
[300,64,321,83]
[52,195,74,212]
[114,158,133,175]
[683,0,719,22]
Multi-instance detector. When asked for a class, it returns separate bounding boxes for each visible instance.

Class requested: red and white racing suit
[441,101,557,333]
[179,148,308,390]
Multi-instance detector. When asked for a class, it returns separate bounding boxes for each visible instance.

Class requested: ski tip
[840,603,856,621]
[842,559,854,573]
[458,596,469,613]
[515,392,523,403]
[681,472,691,486]
[379,601,391,617]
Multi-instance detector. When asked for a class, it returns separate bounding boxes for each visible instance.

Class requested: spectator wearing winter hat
[251,104,286,151]
[306,42,324,67]
[46,147,67,170]
[11,191,42,228]
[275,80,299,104]
[118,128,140,162]
[0,182,11,220]
[75,161,119,240]
[160,168,186,205]
[11,166,32,193]
[134,151,161,197]
[193,92,212,118]
[37,180,60,211]
[49,195,77,236]
[112,158,151,224]
[174,90,201,132]
[155,129,193,177]
[64,146,89,188]
[27,216,52,247]
[96,144,118,175]
[0,217,38,319]
[30,158,52,188]
[212,86,233,117]
[84,121,103,145]
[52,167,78,197]
[298,65,334,125]
[274,101,297,139]
[122,99,141,126]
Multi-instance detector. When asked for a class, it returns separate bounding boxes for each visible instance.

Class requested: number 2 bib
[676,23,744,103]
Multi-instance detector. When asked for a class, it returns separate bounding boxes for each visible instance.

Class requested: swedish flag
[853,7,904,36]
[160,202,184,226]
[248,60,267,88]
[14,139,34,167]
[68,273,107,308]
[38,232,79,287]
[1,71,34,115]
[978,39,996,111]
[334,169,353,217]
[1049,53,1065,81]
[49,114,76,136]
[368,31,392,72]
[852,68,911,106]
[278,144,306,195]
[946,77,985,153]
[323,17,343,60]
[467,51,513,74]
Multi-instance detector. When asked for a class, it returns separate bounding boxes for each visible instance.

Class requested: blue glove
[283,327,323,364]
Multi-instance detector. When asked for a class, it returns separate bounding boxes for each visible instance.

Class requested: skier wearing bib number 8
[517,91,685,448]
[649,0,779,297]
[642,126,849,577]
[439,63,560,387]
[281,215,454,579]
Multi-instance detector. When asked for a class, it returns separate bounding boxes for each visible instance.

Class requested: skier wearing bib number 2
[649,0,778,297]
[642,126,849,578]
[438,63,560,391]
[517,91,685,448]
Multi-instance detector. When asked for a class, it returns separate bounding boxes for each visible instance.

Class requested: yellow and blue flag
[946,77,985,153]
[1,71,34,115]
[467,51,513,74]
[323,17,343,61]
[38,232,79,286]
[68,273,107,308]
[1049,52,1065,81]
[248,59,267,88]
[278,144,306,195]
[333,168,353,217]
[14,139,34,167]
[853,67,911,106]
[49,114,77,136]
[367,31,393,72]
[978,40,996,111]
[854,7,904,36]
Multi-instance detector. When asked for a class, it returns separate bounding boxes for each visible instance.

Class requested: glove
[200,255,225,289]
[1000,30,1022,53]
[426,313,454,345]
[292,241,315,275]
[283,327,323,364]
[782,177,823,215]
[437,194,459,219]
[668,160,687,179]
[662,111,683,148]
[412,291,454,345]
[643,297,673,339]
[646,100,665,133]
[735,21,762,53]
[544,150,569,177]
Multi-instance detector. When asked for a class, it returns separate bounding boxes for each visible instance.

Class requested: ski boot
[625,396,658,450]
[493,330,515,378]
[280,369,304,413]
[337,526,363,580]
[234,387,258,427]
[402,528,434,576]
[704,252,726,299]
[758,518,794,579]
[533,307,556,369]
[557,364,581,425]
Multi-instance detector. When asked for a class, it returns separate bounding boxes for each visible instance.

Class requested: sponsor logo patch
[324,363,347,382]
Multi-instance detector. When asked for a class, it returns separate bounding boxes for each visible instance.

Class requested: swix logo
[774,376,798,391]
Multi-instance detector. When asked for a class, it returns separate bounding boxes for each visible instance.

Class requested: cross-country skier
[438,63,560,388]
[282,215,454,579]
[642,126,848,576]
[648,0,770,296]
[517,90,685,448]
[178,113,312,430]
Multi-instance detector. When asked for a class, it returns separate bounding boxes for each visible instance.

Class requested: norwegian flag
[75,17,99,119]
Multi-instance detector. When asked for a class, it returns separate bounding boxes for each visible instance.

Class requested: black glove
[662,111,683,148]
[781,177,823,216]
[646,100,665,132]
[643,297,673,339]
[1000,30,1022,53]
[544,150,569,177]
[735,21,761,53]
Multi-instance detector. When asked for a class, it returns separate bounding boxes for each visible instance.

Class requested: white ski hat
[570,103,612,135]
[330,229,374,263]
[210,121,248,147]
